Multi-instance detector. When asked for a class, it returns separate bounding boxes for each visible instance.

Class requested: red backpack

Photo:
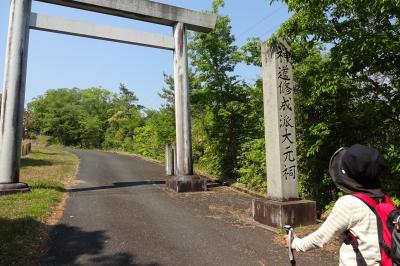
[348,193,400,266]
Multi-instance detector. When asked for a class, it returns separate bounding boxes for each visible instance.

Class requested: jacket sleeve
[291,196,355,252]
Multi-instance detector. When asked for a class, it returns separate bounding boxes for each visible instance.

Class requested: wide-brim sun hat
[328,144,385,198]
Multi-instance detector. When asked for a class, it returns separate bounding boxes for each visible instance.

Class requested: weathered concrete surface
[261,39,298,201]
[0,182,29,194]
[165,144,172,175]
[36,0,217,32]
[252,199,316,228]
[165,175,207,192]
[172,142,177,175]
[173,22,192,177]
[29,13,175,50]
[257,39,316,228]
[0,0,31,186]
[39,150,338,265]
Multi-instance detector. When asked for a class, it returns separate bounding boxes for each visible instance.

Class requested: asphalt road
[39,149,338,266]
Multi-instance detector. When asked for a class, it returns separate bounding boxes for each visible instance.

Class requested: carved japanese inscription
[262,39,298,200]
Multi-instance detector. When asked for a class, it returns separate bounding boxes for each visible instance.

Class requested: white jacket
[292,195,381,266]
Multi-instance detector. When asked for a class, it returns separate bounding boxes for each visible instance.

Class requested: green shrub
[236,138,266,192]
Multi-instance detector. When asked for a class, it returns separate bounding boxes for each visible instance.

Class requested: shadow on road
[68,180,166,193]
[40,224,159,266]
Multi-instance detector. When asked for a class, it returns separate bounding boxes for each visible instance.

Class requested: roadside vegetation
[0,137,78,265]
[22,0,399,212]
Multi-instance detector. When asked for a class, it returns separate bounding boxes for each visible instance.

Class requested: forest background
[9,0,400,211]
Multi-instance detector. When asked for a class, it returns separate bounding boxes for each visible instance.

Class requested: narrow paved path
[39,150,338,266]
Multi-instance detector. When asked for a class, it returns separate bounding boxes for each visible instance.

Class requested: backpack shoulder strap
[352,193,379,209]
[353,193,395,209]
[343,230,368,266]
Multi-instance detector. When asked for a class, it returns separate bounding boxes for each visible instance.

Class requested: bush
[236,138,266,192]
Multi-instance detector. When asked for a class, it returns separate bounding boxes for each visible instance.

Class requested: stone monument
[252,39,316,228]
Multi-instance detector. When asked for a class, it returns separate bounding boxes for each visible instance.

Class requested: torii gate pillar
[0,0,32,193]
[165,22,207,192]
[173,22,192,176]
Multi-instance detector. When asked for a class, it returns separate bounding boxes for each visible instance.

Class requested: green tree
[103,84,143,150]
[189,0,249,179]
[158,73,175,111]
[234,79,266,191]
[132,109,175,160]
[267,0,400,207]
[28,87,115,148]
[29,88,84,146]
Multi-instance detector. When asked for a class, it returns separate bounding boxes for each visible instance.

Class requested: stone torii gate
[0,0,217,193]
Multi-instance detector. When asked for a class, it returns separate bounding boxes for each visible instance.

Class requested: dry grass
[0,139,78,266]
[271,222,340,255]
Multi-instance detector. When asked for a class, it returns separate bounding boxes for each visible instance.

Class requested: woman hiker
[286,144,387,266]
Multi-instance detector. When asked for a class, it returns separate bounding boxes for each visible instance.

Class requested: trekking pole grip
[284,225,296,266]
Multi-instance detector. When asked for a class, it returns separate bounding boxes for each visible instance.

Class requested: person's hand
[284,235,290,247]
[284,231,297,247]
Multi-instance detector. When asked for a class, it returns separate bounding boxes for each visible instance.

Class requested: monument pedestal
[166,175,207,192]
[252,198,316,228]
[0,182,30,195]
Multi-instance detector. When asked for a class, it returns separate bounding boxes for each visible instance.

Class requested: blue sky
[0,0,290,109]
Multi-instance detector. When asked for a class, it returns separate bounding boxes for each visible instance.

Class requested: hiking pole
[284,225,296,266]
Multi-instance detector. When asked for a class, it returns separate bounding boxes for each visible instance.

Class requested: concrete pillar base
[0,182,30,195]
[252,198,316,228]
[166,175,207,192]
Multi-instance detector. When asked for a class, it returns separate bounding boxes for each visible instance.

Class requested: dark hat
[329,144,386,197]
